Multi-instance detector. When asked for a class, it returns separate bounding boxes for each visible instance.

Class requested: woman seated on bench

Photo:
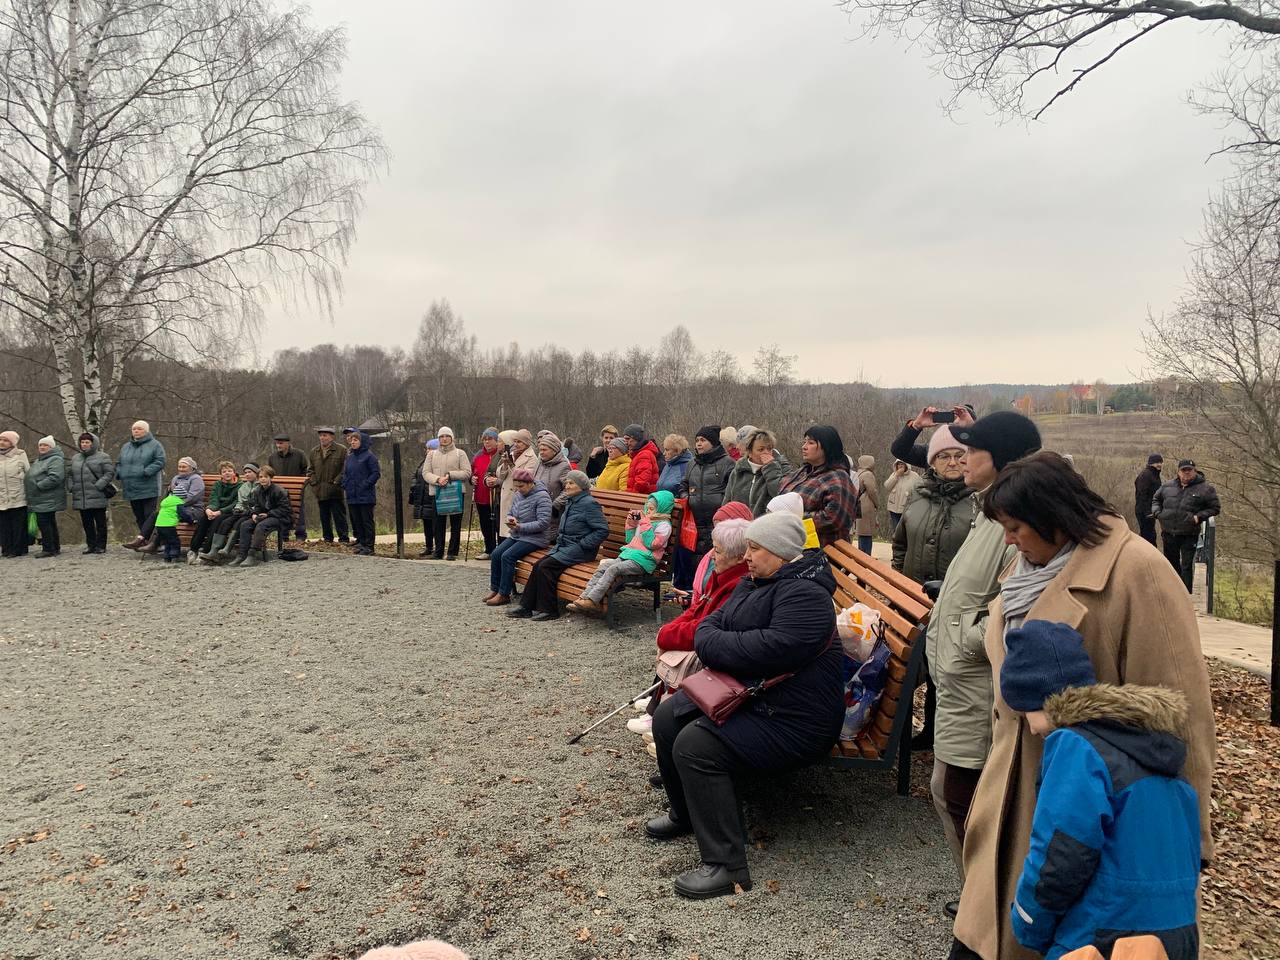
[645,512,842,901]
[484,469,553,607]
[124,455,205,552]
[507,471,607,622]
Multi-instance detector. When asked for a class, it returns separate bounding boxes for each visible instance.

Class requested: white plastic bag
[836,603,882,663]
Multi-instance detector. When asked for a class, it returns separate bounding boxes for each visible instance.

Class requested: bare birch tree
[839,0,1280,118]
[1146,181,1280,560]
[0,0,382,442]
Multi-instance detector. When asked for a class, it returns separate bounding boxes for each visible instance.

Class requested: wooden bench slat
[830,539,932,609]
[825,542,930,623]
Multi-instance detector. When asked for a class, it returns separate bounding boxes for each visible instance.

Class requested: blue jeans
[858,534,873,555]
[490,537,539,595]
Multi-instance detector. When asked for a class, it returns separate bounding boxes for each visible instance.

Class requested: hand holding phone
[932,410,956,424]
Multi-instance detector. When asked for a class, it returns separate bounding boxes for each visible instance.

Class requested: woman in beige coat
[0,430,30,557]
[495,430,538,543]
[422,427,471,560]
[854,454,878,554]
[952,452,1214,960]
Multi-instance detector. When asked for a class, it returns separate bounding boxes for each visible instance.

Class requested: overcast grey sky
[265,1,1236,386]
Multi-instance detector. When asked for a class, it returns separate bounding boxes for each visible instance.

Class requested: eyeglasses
[933,452,966,463]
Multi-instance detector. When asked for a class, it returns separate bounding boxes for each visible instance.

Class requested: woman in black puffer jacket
[646,512,842,901]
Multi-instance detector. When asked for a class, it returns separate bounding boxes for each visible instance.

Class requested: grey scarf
[1000,542,1076,634]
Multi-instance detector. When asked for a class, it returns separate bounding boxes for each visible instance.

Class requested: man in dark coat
[267,434,309,540]
[646,512,843,901]
[1153,459,1221,592]
[307,427,349,543]
[1134,453,1163,546]
[507,471,608,621]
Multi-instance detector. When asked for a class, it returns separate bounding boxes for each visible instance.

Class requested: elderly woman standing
[507,471,608,622]
[884,459,920,533]
[423,427,471,561]
[470,428,502,559]
[854,455,879,554]
[657,434,691,498]
[722,429,785,517]
[646,512,842,900]
[68,433,116,554]
[778,426,858,548]
[25,436,66,558]
[117,420,166,533]
[341,429,381,556]
[534,432,570,503]
[0,430,29,557]
[495,430,537,543]
[951,452,1215,960]
[594,438,631,491]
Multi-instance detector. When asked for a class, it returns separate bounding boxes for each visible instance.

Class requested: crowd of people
[3,409,1219,959]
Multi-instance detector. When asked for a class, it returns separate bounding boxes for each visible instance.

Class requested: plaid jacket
[779,464,858,547]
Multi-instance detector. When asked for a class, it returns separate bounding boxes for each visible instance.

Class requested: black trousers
[238,516,288,555]
[79,508,108,551]
[35,511,60,554]
[652,697,749,870]
[0,506,28,556]
[189,513,218,554]
[1162,531,1198,593]
[317,497,349,542]
[1137,514,1157,546]
[477,503,497,553]
[129,496,157,532]
[519,555,570,615]
[348,503,375,550]
[433,511,462,558]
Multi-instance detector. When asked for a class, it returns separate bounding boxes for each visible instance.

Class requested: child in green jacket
[154,491,185,562]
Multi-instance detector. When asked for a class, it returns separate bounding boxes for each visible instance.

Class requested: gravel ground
[0,552,956,960]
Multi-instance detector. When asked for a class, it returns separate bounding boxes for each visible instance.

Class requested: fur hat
[78,432,94,443]
[695,425,722,446]
[745,512,806,562]
[359,940,469,960]
[952,411,1041,471]
[927,425,962,464]
[765,492,804,518]
[1000,620,1096,713]
[563,469,589,491]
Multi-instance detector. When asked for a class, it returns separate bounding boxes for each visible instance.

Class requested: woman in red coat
[629,518,752,740]
[470,428,501,558]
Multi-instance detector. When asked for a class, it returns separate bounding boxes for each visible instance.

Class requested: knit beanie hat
[713,501,753,524]
[511,468,535,484]
[607,437,628,453]
[564,469,589,491]
[1147,453,1163,465]
[736,425,758,445]
[514,429,534,446]
[242,462,259,475]
[498,429,518,445]
[695,425,722,446]
[427,439,439,450]
[538,432,562,452]
[622,424,646,443]
[927,425,963,464]
[0,430,18,446]
[766,491,805,517]
[745,512,806,561]
[1000,621,1097,713]
[437,426,454,439]
[952,411,1041,471]
[178,456,197,471]
[481,427,500,440]
[647,490,676,516]
[719,426,739,447]
[38,435,55,448]
[359,940,469,960]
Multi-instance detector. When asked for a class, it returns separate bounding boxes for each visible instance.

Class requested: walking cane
[567,680,662,745]
[463,482,476,562]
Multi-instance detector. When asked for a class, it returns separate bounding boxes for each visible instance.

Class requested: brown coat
[855,457,878,537]
[953,515,1214,959]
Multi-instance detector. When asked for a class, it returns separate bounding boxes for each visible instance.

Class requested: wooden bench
[823,539,934,797]
[176,475,308,552]
[513,489,686,627]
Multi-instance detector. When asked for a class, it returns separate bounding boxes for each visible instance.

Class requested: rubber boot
[198,535,226,563]
[228,550,247,568]
[240,548,263,569]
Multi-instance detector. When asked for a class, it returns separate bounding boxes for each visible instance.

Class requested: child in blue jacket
[1000,620,1201,960]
